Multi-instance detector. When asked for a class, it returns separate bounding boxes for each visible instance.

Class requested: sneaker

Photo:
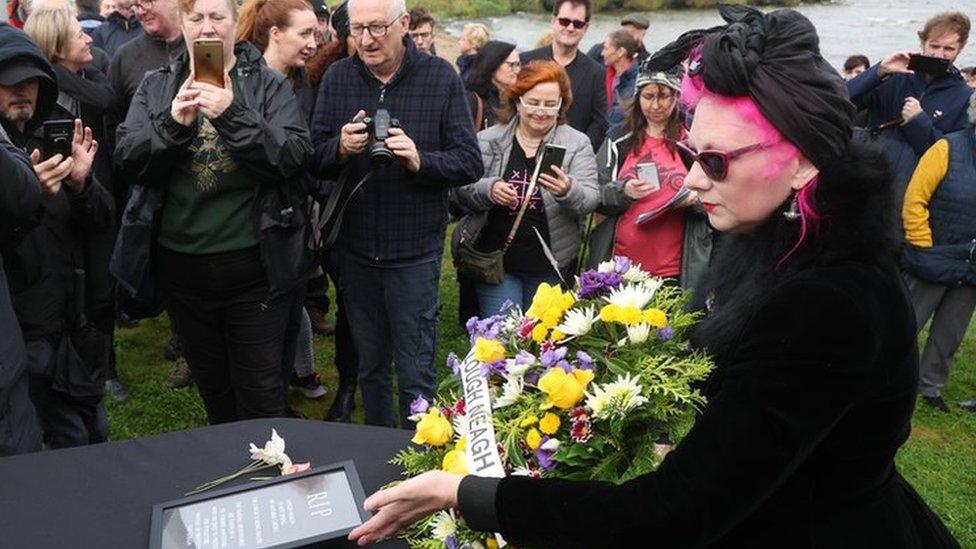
[307,307,335,336]
[922,395,950,413]
[291,372,327,399]
[165,357,193,389]
[164,335,183,361]
[104,378,131,403]
[116,312,139,329]
[959,398,976,412]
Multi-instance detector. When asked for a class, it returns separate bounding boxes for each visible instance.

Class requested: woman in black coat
[348,6,959,548]
[113,0,313,424]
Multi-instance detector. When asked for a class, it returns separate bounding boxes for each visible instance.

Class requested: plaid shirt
[311,38,483,262]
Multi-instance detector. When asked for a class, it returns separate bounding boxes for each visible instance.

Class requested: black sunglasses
[557,17,587,29]
[675,140,777,182]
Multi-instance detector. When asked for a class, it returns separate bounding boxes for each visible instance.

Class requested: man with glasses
[407,6,434,56]
[521,0,606,152]
[310,0,482,428]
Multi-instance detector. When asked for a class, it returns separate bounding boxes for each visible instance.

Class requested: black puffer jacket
[112,41,314,304]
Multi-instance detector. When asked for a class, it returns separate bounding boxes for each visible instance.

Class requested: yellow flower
[455,436,468,452]
[551,329,566,342]
[410,408,453,447]
[599,304,621,323]
[525,428,542,451]
[643,308,668,328]
[473,337,506,364]
[620,306,643,325]
[532,323,549,343]
[442,449,468,475]
[486,538,500,549]
[518,415,539,428]
[538,368,595,410]
[539,412,561,435]
[526,283,575,328]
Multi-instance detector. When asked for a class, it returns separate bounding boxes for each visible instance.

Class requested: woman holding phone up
[588,61,712,290]
[455,60,599,317]
[114,0,313,424]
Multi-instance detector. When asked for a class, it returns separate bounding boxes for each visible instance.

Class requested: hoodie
[0,23,59,144]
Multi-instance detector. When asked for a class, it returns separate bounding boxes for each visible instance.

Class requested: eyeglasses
[518,97,562,112]
[675,140,778,181]
[133,0,154,10]
[556,17,587,30]
[350,13,403,38]
[503,60,521,70]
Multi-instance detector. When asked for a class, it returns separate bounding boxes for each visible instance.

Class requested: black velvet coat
[458,142,960,548]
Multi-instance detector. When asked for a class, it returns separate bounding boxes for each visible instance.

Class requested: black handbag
[455,174,538,285]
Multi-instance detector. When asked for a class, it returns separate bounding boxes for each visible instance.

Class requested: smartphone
[193,39,224,88]
[42,119,74,160]
[535,144,567,182]
[908,54,950,77]
[637,162,661,192]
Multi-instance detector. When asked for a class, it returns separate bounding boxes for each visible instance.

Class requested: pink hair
[681,66,822,267]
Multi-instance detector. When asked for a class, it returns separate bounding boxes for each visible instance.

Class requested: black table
[0,419,413,548]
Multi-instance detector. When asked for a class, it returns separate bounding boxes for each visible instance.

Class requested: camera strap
[314,168,375,252]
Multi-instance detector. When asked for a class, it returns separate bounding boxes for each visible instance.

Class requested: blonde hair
[23,8,75,61]
[461,23,490,50]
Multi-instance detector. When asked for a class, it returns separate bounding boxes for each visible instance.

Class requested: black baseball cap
[0,61,53,87]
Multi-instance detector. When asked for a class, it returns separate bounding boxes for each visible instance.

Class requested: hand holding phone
[535,144,570,197]
[907,54,950,77]
[636,162,661,193]
[192,39,224,88]
[43,119,73,161]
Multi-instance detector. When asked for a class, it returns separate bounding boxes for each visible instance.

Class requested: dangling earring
[783,193,801,221]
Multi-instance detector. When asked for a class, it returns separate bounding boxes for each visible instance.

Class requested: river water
[445,0,976,71]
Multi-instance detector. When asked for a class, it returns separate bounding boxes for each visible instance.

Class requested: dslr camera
[359,109,401,166]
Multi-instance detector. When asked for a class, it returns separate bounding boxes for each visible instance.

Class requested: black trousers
[157,246,297,424]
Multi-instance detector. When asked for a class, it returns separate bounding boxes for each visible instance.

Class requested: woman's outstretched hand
[348,471,464,546]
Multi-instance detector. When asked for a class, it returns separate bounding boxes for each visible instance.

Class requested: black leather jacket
[112,41,314,306]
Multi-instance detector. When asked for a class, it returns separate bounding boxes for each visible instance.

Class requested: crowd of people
[0,0,974,463]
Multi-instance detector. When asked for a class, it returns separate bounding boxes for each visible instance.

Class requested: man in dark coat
[0,28,45,455]
[848,11,973,220]
[521,0,607,152]
[92,0,142,57]
[0,23,114,449]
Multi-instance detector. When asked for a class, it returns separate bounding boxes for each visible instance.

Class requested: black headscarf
[647,4,854,169]
[464,40,517,98]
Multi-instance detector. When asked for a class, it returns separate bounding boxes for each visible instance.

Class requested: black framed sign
[149,460,369,549]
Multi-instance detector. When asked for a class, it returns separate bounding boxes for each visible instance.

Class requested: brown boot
[307,307,335,335]
[165,357,193,389]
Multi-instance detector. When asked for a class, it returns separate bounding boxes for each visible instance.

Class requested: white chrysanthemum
[597,259,617,273]
[452,413,469,442]
[605,282,657,310]
[493,376,524,408]
[622,265,651,283]
[431,511,457,541]
[626,323,651,345]
[511,467,535,476]
[555,305,597,336]
[585,373,649,420]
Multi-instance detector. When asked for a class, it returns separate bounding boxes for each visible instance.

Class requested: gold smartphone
[193,39,224,87]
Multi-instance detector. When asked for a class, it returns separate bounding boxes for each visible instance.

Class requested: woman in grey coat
[455,60,598,317]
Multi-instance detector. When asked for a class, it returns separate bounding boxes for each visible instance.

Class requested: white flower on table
[605,281,662,310]
[555,305,597,337]
[248,429,309,475]
[626,323,651,345]
[494,376,524,408]
[431,511,457,541]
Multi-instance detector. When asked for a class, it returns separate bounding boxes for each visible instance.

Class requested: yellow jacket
[903,139,950,248]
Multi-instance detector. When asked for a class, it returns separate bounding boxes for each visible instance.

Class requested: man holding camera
[311,0,482,428]
[848,11,973,209]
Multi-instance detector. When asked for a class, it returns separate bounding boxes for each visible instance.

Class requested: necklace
[516,126,543,155]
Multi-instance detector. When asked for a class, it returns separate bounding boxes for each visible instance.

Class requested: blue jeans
[330,249,441,427]
[476,272,561,318]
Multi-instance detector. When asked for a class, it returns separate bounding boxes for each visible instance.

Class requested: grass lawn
[108,240,976,547]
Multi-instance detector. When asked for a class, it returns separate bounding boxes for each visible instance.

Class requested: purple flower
[578,270,623,299]
[514,350,536,366]
[483,360,508,378]
[657,326,675,341]
[497,299,515,314]
[409,394,429,416]
[524,370,540,387]
[445,534,459,549]
[576,350,596,371]
[466,313,505,344]
[536,437,557,471]
[541,347,571,372]
[613,256,632,274]
[446,352,461,375]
